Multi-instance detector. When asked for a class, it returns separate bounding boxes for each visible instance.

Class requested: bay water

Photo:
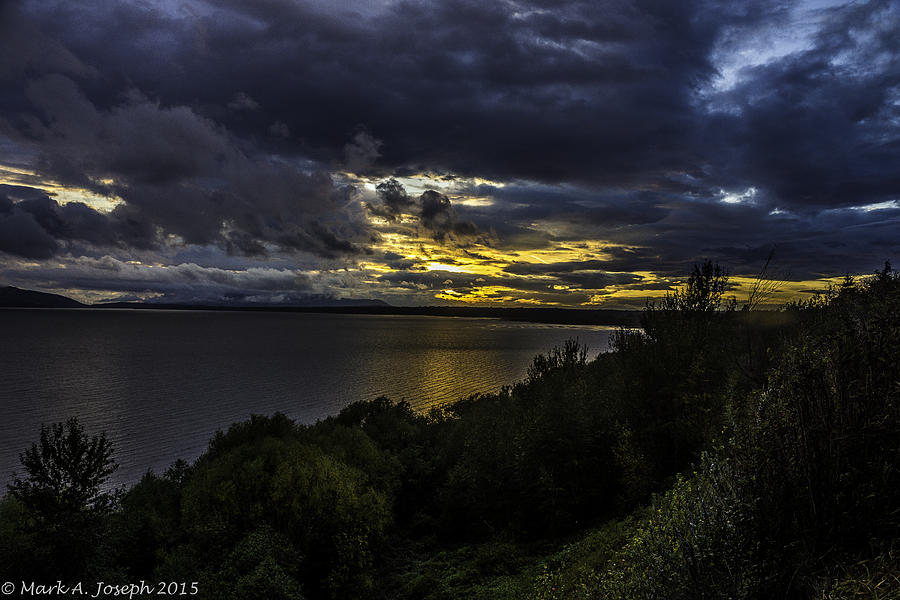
[0,309,617,487]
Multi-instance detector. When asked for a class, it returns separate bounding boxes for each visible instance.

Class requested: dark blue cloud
[0,0,897,292]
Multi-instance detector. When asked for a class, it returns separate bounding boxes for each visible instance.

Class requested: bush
[598,265,900,598]
[599,452,760,599]
[181,430,390,599]
[817,544,900,599]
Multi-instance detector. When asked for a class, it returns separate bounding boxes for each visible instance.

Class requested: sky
[0,0,898,308]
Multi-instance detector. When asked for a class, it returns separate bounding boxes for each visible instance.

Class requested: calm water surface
[0,309,616,486]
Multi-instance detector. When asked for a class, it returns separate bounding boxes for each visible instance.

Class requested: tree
[6,418,118,579]
[9,417,118,514]
[658,260,733,314]
[614,261,738,478]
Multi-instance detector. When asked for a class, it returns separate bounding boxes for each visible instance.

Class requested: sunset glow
[0,0,896,308]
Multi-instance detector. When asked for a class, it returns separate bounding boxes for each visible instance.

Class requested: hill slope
[0,286,84,308]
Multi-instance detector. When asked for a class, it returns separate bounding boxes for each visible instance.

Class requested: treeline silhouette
[2,262,898,599]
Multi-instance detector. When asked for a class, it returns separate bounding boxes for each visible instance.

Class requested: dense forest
[2,262,898,599]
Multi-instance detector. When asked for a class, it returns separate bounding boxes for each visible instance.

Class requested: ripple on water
[0,310,617,486]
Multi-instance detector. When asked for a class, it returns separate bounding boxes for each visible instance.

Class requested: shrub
[599,451,760,599]
[181,434,389,599]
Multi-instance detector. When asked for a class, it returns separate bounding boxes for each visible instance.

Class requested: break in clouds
[0,0,898,305]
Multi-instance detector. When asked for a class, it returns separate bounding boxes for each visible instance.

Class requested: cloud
[0,2,94,81]
[268,121,291,138]
[0,0,898,304]
[703,0,900,210]
[343,130,383,173]
[0,206,59,259]
[367,178,415,221]
[3,255,317,304]
[2,74,373,259]
[504,261,643,288]
[6,0,896,214]
[0,193,156,258]
[367,179,480,241]
[227,92,260,112]
[1,0,734,186]
[419,190,466,240]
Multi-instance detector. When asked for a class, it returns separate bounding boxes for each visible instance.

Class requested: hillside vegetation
[2,262,898,599]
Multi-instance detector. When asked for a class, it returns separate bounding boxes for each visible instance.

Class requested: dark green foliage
[388,538,536,600]
[592,264,900,599]
[599,453,761,599]
[531,517,638,600]
[326,397,441,535]
[608,262,741,480]
[108,466,185,579]
[204,412,300,460]
[818,543,900,599]
[0,495,38,577]
[4,418,118,580]
[9,417,117,514]
[434,340,621,539]
[181,422,390,599]
[525,337,587,383]
[204,526,306,600]
[2,262,898,600]
[743,265,900,590]
[332,397,426,454]
[606,260,797,485]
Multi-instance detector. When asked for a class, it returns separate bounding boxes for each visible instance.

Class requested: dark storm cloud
[3,255,317,304]
[21,74,229,186]
[343,130,383,174]
[1,0,755,185]
[367,178,415,222]
[0,71,372,258]
[0,184,51,201]
[706,0,900,210]
[462,183,671,228]
[0,2,94,82]
[577,200,900,280]
[0,0,898,292]
[0,2,375,260]
[419,190,479,240]
[0,193,157,258]
[0,198,58,258]
[367,179,479,241]
[504,261,643,289]
[375,269,568,295]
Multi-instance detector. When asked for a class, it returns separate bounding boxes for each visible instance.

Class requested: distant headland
[0,286,640,326]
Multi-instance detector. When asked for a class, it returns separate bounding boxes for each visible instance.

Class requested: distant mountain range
[0,286,85,308]
[1,286,640,326]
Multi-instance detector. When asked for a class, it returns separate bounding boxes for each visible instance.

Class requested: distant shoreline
[2,285,641,326]
[87,304,643,327]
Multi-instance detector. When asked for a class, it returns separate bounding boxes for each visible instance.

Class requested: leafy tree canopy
[8,417,118,515]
